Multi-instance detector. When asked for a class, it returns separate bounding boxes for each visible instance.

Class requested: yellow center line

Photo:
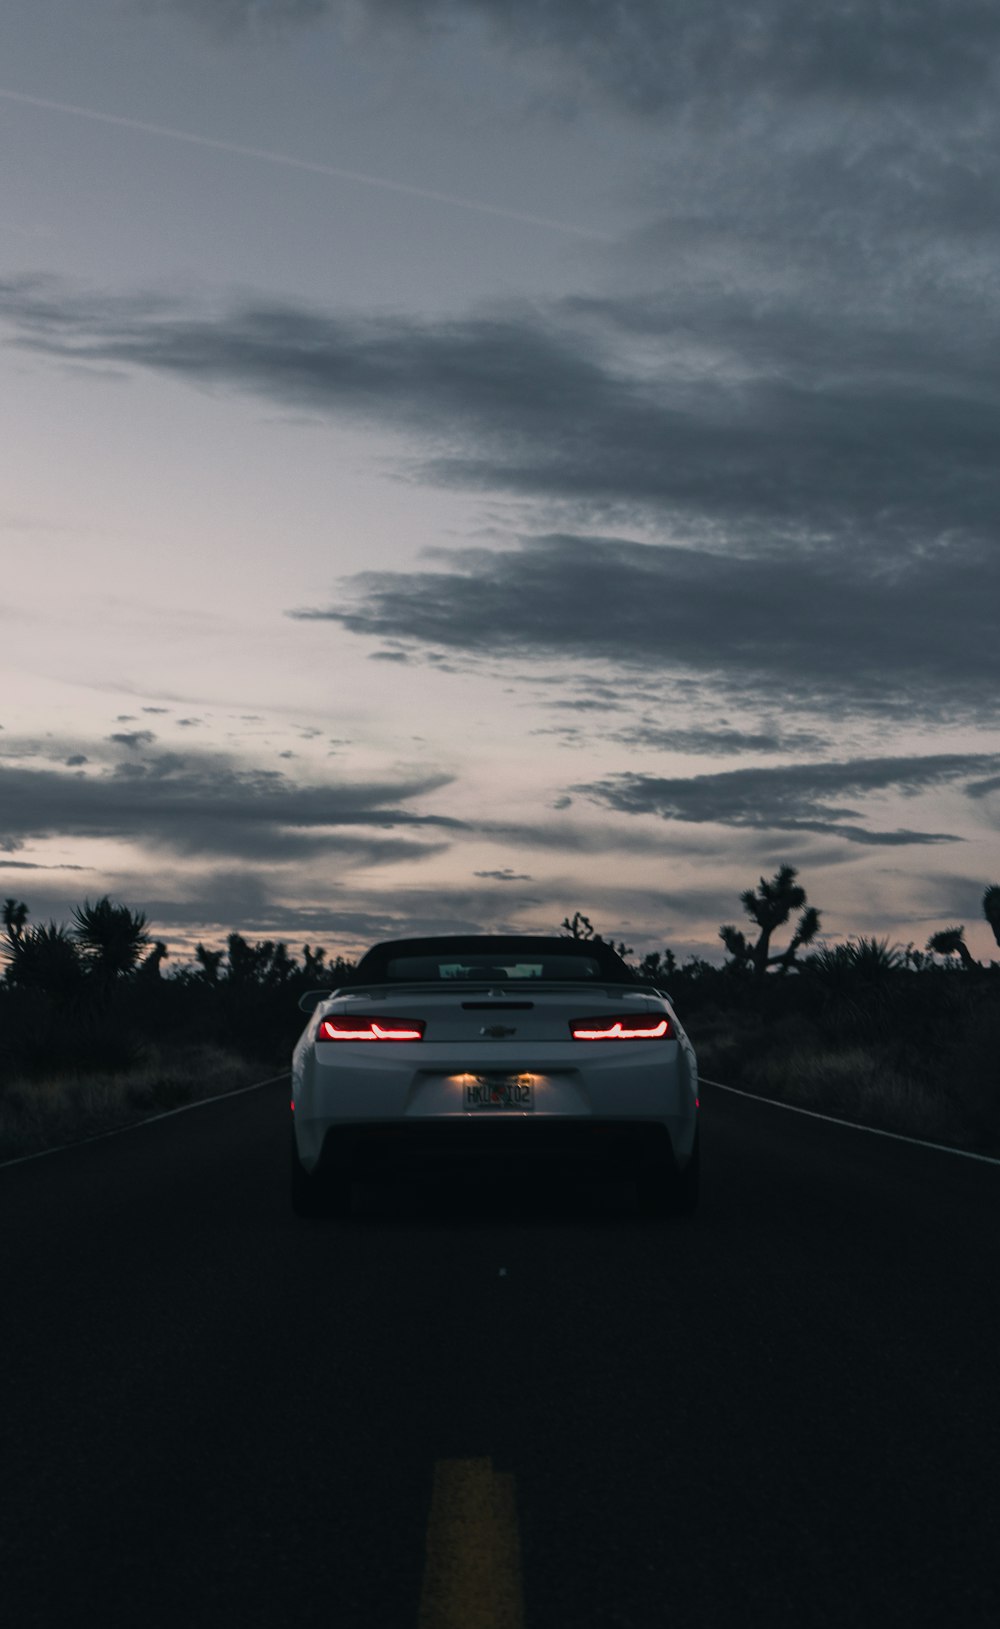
[418,1458,524,1629]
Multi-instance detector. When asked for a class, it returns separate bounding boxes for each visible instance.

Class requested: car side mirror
[298,988,332,1014]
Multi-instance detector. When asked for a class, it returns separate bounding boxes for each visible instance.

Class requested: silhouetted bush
[1,904,358,1089]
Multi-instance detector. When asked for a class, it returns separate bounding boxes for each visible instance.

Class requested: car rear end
[291,980,698,1212]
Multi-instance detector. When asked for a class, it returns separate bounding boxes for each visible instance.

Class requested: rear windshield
[351,936,636,985]
[384,953,604,982]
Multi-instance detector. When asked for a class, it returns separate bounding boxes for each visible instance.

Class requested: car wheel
[290,1127,352,1219]
[637,1130,699,1219]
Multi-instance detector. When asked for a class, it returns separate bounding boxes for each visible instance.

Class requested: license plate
[464,1074,534,1111]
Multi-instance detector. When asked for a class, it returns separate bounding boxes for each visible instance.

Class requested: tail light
[316,1016,426,1041]
[570,1015,673,1040]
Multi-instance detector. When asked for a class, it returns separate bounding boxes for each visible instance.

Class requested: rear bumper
[305,1116,692,1180]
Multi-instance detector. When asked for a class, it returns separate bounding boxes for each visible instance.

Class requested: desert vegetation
[564,872,1000,1155]
[2,872,998,1161]
[0,897,353,1160]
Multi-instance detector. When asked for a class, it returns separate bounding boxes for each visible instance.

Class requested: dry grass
[738,1043,971,1147]
[684,989,1000,1154]
[0,1044,280,1162]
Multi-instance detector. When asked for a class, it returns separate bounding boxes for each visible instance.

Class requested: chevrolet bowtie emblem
[481,1024,516,1037]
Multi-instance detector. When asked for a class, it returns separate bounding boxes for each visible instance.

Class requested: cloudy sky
[2,0,998,965]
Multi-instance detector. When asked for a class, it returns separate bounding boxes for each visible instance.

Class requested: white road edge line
[701,1077,1000,1168]
[0,1071,292,1171]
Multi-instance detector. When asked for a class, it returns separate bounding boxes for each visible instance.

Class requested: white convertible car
[290,934,699,1218]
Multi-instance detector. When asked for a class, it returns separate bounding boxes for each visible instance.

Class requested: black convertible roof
[350,933,636,984]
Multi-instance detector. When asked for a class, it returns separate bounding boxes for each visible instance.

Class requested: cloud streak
[0,747,460,865]
[294,533,1000,723]
[605,724,831,757]
[0,87,605,240]
[575,754,999,845]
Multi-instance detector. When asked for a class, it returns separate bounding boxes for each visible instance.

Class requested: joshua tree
[637,948,678,984]
[224,932,260,984]
[71,897,149,987]
[983,885,1000,951]
[137,940,169,979]
[772,906,822,975]
[267,940,295,987]
[720,864,821,978]
[302,944,328,980]
[561,911,597,941]
[224,933,300,987]
[926,926,981,971]
[560,911,633,961]
[2,898,29,981]
[196,944,224,984]
[2,898,28,946]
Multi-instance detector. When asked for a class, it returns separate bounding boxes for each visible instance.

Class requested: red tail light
[570,1015,673,1040]
[316,1016,425,1041]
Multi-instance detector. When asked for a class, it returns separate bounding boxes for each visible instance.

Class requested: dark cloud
[536,708,832,756]
[65,754,88,766]
[475,815,698,859]
[0,860,88,871]
[109,729,156,749]
[0,749,460,865]
[545,698,622,714]
[293,533,1000,723]
[909,872,1000,922]
[528,727,583,745]
[607,724,830,756]
[3,257,996,677]
[489,0,1000,110]
[170,1,1000,112]
[576,755,999,845]
[170,0,327,33]
[473,868,533,881]
[5,275,998,567]
[5,272,997,733]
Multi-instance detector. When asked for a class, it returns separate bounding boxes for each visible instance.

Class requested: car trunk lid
[330,984,663,1043]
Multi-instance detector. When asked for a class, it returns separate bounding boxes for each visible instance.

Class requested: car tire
[637,1129,699,1219]
[290,1127,352,1219]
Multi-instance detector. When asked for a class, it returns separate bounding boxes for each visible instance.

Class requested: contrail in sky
[0,87,611,242]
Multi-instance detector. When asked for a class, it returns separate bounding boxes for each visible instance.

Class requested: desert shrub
[740,1042,964,1145]
[929,986,1000,1148]
[0,1044,272,1160]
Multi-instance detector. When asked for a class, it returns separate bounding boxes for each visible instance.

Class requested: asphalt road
[2,1079,998,1629]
